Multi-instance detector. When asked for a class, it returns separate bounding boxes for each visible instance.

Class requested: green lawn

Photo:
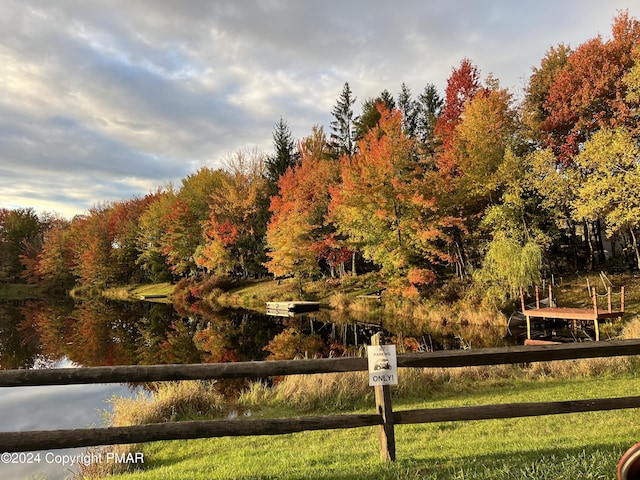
[102,373,640,480]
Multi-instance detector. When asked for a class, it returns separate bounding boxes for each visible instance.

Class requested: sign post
[368,333,396,461]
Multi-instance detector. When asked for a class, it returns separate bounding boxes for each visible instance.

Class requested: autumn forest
[2,13,640,308]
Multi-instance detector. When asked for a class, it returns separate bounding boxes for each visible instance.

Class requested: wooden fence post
[371,333,396,461]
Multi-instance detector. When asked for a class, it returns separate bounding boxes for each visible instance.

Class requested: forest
[2,12,640,309]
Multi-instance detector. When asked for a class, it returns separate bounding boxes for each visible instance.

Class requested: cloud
[1,0,639,217]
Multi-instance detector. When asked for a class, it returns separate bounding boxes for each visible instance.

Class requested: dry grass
[77,381,227,478]
[328,292,352,313]
[622,314,640,339]
[74,445,141,479]
[218,278,300,308]
[238,371,373,412]
[109,381,225,426]
[238,335,640,413]
[101,283,174,303]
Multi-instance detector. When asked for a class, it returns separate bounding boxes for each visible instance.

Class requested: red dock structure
[519,285,625,342]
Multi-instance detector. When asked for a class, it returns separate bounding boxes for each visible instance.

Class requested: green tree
[473,149,548,307]
[416,83,443,157]
[573,127,640,269]
[136,188,177,282]
[329,82,357,159]
[353,90,396,142]
[108,196,156,284]
[265,117,300,190]
[435,76,517,277]
[0,208,42,283]
[160,168,226,276]
[397,82,419,138]
[527,148,583,269]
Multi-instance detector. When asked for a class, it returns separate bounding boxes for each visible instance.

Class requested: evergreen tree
[354,89,396,142]
[265,117,300,188]
[417,84,443,156]
[397,83,419,138]
[329,82,357,159]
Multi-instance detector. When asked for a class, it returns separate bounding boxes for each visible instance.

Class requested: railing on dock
[1,339,640,462]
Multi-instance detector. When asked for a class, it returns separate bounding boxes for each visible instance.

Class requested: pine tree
[329,82,356,159]
[417,84,443,156]
[265,117,300,187]
[353,89,396,142]
[397,83,419,138]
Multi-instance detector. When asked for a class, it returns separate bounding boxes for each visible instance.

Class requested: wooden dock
[266,301,321,317]
[520,285,625,342]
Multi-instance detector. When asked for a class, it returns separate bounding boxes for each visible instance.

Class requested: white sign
[367,344,398,386]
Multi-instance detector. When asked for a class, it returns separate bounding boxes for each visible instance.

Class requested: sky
[2,1,640,219]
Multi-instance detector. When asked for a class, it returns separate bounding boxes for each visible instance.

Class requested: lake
[0,295,511,479]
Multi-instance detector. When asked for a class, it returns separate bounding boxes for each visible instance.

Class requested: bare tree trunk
[630,227,640,270]
[569,220,579,270]
[453,227,467,278]
[594,219,606,263]
[583,219,595,271]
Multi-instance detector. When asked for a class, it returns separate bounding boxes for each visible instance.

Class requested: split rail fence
[1,338,640,461]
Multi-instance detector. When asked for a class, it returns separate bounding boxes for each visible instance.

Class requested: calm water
[0,295,511,479]
[0,366,140,479]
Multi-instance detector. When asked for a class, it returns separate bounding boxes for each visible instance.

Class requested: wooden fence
[1,338,640,462]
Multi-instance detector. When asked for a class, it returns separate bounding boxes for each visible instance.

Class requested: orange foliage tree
[28,215,74,287]
[434,58,483,178]
[156,168,226,277]
[265,126,341,278]
[537,12,640,163]
[329,105,453,294]
[196,149,270,277]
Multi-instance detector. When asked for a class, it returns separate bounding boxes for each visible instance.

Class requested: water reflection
[0,296,511,478]
[1,297,512,370]
[2,298,288,369]
[0,300,42,369]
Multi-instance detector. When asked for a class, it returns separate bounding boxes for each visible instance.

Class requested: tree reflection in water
[1,297,510,372]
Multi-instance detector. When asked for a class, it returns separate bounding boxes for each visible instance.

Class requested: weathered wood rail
[1,339,640,461]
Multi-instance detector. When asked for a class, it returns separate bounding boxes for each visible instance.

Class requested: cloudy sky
[2,1,640,218]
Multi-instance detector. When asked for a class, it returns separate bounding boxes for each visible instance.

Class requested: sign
[367,344,398,386]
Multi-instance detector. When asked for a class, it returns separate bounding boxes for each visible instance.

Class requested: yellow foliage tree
[574,127,640,268]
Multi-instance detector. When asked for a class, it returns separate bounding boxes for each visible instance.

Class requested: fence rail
[1,338,640,461]
[2,339,640,387]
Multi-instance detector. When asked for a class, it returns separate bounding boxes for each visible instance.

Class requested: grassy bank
[0,283,45,300]
[100,272,640,327]
[100,283,175,303]
[215,274,384,310]
[91,369,640,480]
